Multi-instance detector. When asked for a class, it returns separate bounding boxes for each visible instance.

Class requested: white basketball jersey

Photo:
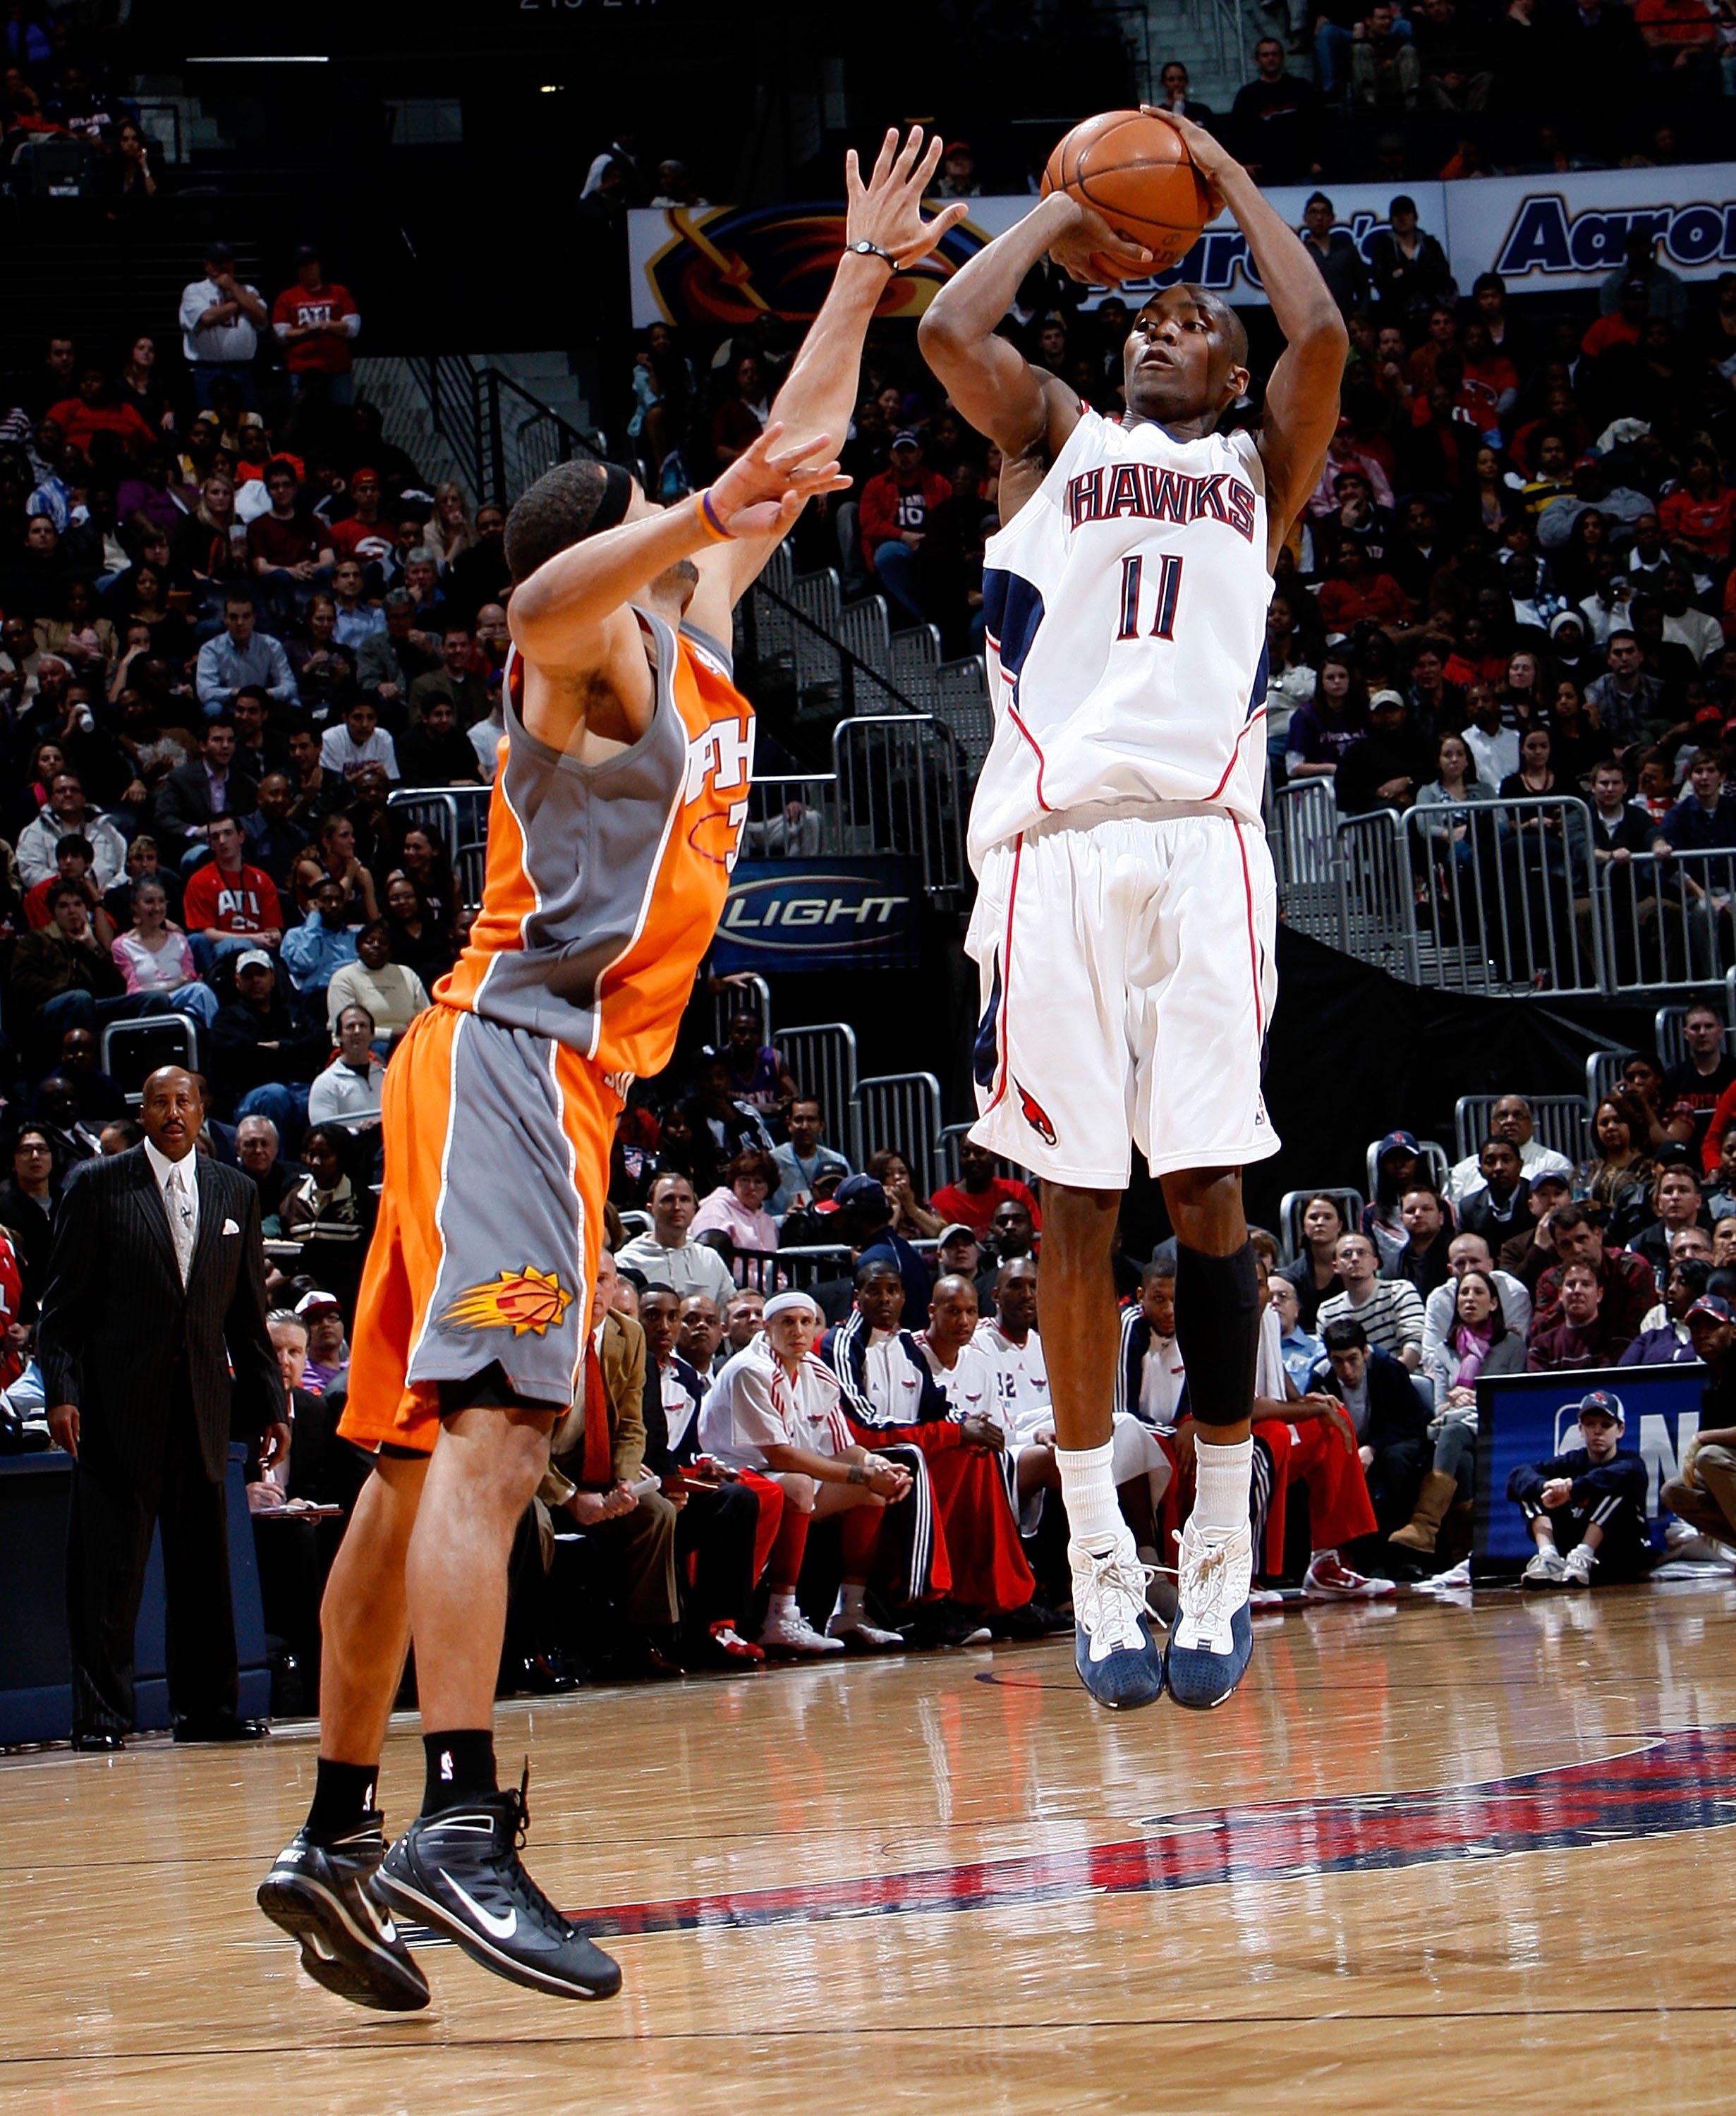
[969,411,1274,865]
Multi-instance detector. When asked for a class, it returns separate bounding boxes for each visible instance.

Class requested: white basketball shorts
[965,804,1280,1188]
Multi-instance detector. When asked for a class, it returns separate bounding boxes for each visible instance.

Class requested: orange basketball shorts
[336,1001,621,1455]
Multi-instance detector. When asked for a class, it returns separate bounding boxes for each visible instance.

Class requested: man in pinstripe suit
[40,1066,286,1750]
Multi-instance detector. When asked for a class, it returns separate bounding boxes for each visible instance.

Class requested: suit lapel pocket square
[221,1217,241,1236]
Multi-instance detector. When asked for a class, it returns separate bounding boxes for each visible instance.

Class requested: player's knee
[782,1473,817,1514]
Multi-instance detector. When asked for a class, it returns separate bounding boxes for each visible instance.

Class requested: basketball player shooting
[919,110,1345,1711]
[255,129,966,2010]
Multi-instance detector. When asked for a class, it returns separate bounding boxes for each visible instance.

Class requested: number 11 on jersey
[1115,553,1184,643]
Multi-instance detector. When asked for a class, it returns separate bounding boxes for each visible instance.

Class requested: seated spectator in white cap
[930,1136,1043,1243]
[1445,1096,1574,1206]
[698,1289,912,1654]
[305,1004,385,1131]
[295,1289,348,1393]
[1508,1387,1650,1586]
[767,1095,852,1218]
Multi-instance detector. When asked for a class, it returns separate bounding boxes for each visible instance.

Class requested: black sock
[1173,1241,1260,1430]
[305,1758,379,1844]
[422,1729,497,1816]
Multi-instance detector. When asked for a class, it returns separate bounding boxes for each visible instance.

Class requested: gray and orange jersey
[442,605,754,1078]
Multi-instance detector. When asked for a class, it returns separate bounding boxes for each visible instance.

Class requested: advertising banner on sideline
[709,857,922,975]
[628,162,1736,325]
[1474,1364,1702,1577]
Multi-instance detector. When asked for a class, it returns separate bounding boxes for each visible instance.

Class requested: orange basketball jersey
[439,607,754,1080]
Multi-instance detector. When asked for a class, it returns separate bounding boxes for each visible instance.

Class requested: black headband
[589,461,634,537]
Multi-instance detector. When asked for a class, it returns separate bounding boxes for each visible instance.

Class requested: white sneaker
[1301,1551,1397,1600]
[1067,1534,1165,1708]
[1069,1536,1159,1665]
[1664,1521,1736,1567]
[1561,1543,1597,1588]
[761,1605,845,1658]
[1522,1547,1567,1588]
[1249,1586,1286,1611]
[825,1613,905,1653]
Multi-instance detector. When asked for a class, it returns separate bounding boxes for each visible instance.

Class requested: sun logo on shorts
[1016,1080,1057,1147]
[440,1267,575,1337]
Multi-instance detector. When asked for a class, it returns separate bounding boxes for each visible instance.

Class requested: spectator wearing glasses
[1317,1232,1426,1368]
[1445,1096,1573,1207]
[691,1148,782,1278]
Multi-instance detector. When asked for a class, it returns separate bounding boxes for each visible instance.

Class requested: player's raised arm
[505,427,844,743]
[1143,109,1347,561]
[688,126,970,626]
[918,195,1149,518]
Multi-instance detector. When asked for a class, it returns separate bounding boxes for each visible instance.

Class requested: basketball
[1040,109,1213,279]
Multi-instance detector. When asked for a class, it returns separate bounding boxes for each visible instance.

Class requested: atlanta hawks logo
[440,1267,574,1337]
[1016,1081,1057,1147]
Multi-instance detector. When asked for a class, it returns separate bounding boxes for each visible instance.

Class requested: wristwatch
[849,238,901,272]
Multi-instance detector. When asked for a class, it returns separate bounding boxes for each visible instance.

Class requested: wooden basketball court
[4,1581,1732,2115]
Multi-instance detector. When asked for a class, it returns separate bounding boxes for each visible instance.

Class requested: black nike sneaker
[257,1818,430,2011]
[375,1770,622,2001]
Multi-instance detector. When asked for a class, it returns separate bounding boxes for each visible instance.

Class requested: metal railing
[1277,791,1736,1003]
[1277,1186,1367,1266]
[832,717,967,898]
[1602,850,1736,995]
[1269,780,1343,946]
[852,1072,945,1193]
[777,1023,859,1152]
[745,578,923,721]
[387,786,492,865]
[406,355,602,507]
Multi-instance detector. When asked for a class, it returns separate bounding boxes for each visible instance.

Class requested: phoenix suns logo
[440,1267,574,1337]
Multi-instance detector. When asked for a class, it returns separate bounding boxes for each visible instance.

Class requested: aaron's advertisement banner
[628,161,1736,327]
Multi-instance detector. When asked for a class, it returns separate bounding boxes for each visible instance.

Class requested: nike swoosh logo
[440,1870,517,1940]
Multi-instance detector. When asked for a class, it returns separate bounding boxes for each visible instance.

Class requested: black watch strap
[849,238,900,273]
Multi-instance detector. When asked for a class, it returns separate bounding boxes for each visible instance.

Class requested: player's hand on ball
[1138,105,1232,216]
[706,421,849,538]
[1047,198,1155,286]
[846,126,972,272]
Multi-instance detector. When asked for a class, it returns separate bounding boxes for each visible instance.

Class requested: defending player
[257,130,967,2010]
[919,111,1345,1711]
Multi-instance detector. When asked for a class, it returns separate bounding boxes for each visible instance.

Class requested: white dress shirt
[144,1137,199,1280]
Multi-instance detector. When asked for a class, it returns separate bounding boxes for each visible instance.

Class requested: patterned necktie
[165,1165,194,1285]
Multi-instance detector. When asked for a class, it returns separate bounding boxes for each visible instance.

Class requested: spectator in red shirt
[1634,0,1720,86]
[325,467,394,571]
[1659,446,1736,566]
[860,431,952,622]
[44,365,157,461]
[271,244,361,404]
[1580,280,1649,362]
[930,1137,1043,1242]
[247,458,335,593]
[1316,542,1413,634]
[22,836,113,939]
[183,810,284,975]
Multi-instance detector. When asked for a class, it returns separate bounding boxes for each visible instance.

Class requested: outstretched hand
[846,126,972,271]
[707,421,849,540]
[1138,104,1233,218]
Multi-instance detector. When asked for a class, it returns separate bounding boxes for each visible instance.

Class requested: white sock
[1057,1440,1124,1550]
[767,1590,797,1621]
[1191,1437,1254,1536]
[832,1581,866,1623]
